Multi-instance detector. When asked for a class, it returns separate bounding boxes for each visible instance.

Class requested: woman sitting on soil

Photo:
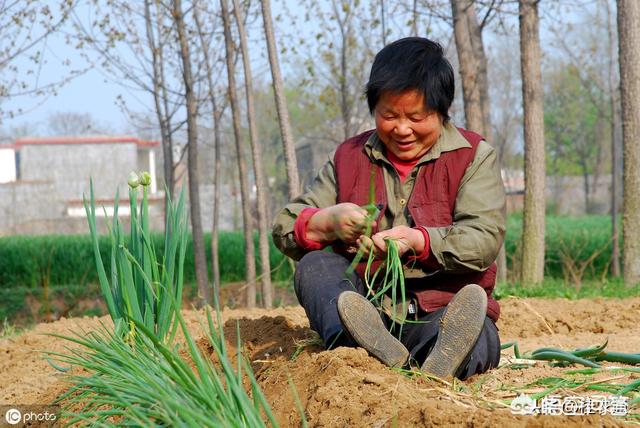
[272,37,505,380]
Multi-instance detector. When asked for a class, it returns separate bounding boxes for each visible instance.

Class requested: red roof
[14,136,159,148]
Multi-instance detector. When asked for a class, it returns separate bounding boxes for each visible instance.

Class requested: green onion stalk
[363,238,408,337]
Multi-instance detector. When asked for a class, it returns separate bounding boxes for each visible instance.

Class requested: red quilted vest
[333,129,500,321]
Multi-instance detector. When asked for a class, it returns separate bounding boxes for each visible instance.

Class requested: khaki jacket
[272,122,506,277]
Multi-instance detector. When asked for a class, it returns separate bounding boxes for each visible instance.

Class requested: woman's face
[374,89,443,161]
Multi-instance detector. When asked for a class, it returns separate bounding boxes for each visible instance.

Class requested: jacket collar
[364,122,471,165]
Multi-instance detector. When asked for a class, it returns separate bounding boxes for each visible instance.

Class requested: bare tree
[465,2,493,144]
[144,0,177,197]
[173,0,210,305]
[75,1,184,197]
[546,2,621,270]
[302,0,376,145]
[617,0,640,286]
[488,36,522,170]
[193,6,223,302]
[519,0,545,286]
[605,0,621,277]
[411,0,419,36]
[0,1,83,121]
[260,0,300,198]
[380,0,387,45]
[47,111,104,135]
[232,0,273,308]
[451,0,484,134]
[221,0,257,307]
[334,0,357,141]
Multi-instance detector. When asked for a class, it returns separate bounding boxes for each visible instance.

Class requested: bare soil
[2,297,639,427]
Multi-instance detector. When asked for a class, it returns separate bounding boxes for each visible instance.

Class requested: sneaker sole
[420,284,487,378]
[337,291,409,368]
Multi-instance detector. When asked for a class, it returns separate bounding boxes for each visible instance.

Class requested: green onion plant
[84,172,187,342]
[50,174,280,426]
[49,304,276,427]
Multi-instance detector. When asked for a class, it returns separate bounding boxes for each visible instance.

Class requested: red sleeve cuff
[408,226,441,269]
[407,226,430,262]
[294,208,325,250]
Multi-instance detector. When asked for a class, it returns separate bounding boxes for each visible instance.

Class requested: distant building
[502,169,525,213]
[0,145,17,183]
[0,136,162,235]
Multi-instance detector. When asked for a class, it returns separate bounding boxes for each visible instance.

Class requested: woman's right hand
[306,203,373,244]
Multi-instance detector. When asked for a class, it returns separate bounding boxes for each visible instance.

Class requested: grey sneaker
[337,291,410,368]
[420,284,487,378]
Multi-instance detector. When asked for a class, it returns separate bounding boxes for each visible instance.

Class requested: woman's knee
[294,251,354,301]
[297,250,329,271]
[296,251,350,280]
[295,251,335,297]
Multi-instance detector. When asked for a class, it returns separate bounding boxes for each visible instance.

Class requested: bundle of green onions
[345,168,410,337]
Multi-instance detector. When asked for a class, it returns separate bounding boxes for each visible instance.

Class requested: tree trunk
[451,0,483,134]
[173,0,210,306]
[380,0,386,45]
[617,0,640,286]
[232,0,273,308]
[193,8,222,303]
[465,1,493,143]
[451,0,506,282]
[143,0,174,204]
[260,0,300,199]
[330,0,353,141]
[221,0,257,307]
[606,0,620,277]
[605,19,621,278]
[411,0,418,36]
[519,0,546,286]
[582,168,590,213]
[211,108,222,303]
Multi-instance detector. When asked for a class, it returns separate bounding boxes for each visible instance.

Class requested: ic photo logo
[4,408,21,425]
[2,406,59,426]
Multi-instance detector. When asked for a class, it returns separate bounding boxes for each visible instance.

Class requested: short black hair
[366,37,454,122]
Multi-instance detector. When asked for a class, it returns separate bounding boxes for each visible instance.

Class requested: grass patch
[505,214,616,281]
[0,214,621,292]
[494,277,640,300]
[0,318,20,338]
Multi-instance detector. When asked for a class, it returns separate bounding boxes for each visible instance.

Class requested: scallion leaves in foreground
[53,175,279,426]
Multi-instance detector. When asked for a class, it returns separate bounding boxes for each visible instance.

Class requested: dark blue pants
[294,251,501,380]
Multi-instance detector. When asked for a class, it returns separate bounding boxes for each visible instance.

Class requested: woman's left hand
[357,226,425,259]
